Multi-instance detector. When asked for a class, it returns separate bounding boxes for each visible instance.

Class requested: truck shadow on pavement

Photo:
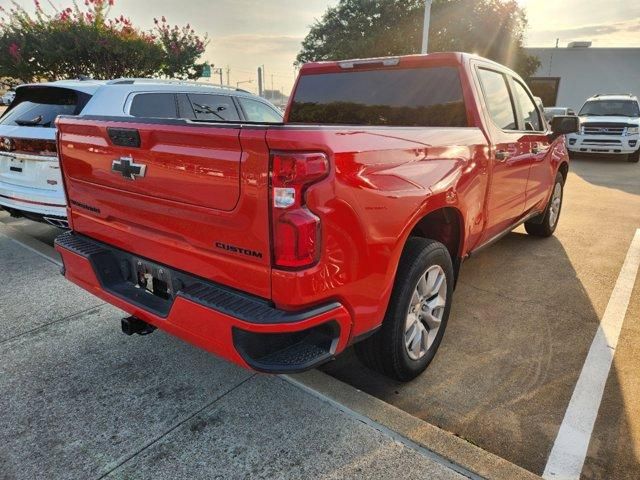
[323,231,640,478]
[570,155,640,196]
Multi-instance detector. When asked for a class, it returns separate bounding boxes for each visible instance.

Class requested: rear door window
[187,94,240,121]
[130,93,178,118]
[288,66,468,127]
[177,93,196,120]
[0,87,82,128]
[238,97,283,123]
[477,69,517,130]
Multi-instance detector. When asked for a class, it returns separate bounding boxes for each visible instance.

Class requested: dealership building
[525,43,640,111]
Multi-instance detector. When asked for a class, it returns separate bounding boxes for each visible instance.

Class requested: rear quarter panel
[267,126,489,338]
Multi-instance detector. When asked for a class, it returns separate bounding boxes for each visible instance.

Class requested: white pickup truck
[567,94,640,163]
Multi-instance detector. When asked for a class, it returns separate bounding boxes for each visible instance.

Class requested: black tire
[354,237,454,381]
[628,150,640,163]
[524,172,564,237]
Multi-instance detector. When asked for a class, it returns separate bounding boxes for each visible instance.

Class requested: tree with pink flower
[0,0,209,82]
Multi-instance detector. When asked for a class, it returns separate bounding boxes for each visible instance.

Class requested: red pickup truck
[54,53,579,381]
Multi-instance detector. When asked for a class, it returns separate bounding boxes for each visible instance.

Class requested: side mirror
[551,115,579,138]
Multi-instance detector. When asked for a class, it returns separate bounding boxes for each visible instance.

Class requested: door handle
[531,143,546,154]
[495,150,510,161]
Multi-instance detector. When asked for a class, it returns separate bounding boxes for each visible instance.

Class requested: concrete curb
[285,370,541,480]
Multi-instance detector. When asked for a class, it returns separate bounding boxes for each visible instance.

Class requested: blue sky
[5,0,640,94]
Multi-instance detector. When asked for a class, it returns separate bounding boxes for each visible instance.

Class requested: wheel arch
[558,161,569,184]
[406,206,465,281]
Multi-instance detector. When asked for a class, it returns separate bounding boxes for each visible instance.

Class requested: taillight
[0,137,57,156]
[271,151,329,269]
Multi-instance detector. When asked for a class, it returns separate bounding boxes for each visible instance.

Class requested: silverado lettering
[54,53,578,381]
[70,199,100,214]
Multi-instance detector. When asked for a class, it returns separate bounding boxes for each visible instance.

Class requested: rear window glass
[0,87,81,128]
[130,93,178,118]
[238,97,283,123]
[288,66,468,127]
[188,94,240,121]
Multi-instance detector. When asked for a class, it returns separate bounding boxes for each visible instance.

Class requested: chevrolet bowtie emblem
[111,156,146,180]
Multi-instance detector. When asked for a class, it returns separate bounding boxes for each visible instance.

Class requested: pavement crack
[0,303,106,346]
[96,373,257,479]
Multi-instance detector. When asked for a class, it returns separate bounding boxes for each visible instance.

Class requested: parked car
[566,93,640,162]
[544,107,576,122]
[1,90,15,106]
[54,53,578,381]
[0,79,282,227]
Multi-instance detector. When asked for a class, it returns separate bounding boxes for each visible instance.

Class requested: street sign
[201,64,211,78]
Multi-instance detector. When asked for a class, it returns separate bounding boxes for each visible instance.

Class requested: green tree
[296,0,540,78]
[0,0,208,82]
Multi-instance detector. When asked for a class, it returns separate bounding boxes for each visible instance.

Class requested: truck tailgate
[57,117,272,299]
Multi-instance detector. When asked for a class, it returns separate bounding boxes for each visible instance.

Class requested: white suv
[1,90,16,106]
[0,79,282,227]
[567,94,640,163]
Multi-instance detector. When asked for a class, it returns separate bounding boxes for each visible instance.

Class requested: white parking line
[543,229,640,480]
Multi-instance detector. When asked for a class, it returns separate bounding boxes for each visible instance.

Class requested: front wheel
[354,237,454,381]
[525,172,564,237]
[628,149,640,163]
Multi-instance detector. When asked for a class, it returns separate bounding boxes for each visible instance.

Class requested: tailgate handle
[108,127,141,148]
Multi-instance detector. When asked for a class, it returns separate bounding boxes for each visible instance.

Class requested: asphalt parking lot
[1,153,639,479]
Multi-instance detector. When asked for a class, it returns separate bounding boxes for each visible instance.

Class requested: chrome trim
[43,217,69,229]
[0,152,58,162]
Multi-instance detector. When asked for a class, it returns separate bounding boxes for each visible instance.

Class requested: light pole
[421,0,432,54]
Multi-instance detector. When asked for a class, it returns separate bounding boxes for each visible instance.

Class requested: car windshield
[579,100,640,117]
[0,87,85,128]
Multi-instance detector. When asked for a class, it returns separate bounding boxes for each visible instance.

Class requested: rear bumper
[0,180,67,218]
[54,232,352,373]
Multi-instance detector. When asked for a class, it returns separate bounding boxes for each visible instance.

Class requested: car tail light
[0,137,57,156]
[270,151,329,269]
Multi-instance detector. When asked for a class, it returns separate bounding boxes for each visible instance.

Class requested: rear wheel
[354,237,454,381]
[525,172,564,237]
[628,149,640,163]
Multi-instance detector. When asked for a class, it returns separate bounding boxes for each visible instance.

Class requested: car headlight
[626,127,639,136]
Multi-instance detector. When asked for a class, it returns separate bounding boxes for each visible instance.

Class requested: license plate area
[1,154,23,174]
[133,258,174,301]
